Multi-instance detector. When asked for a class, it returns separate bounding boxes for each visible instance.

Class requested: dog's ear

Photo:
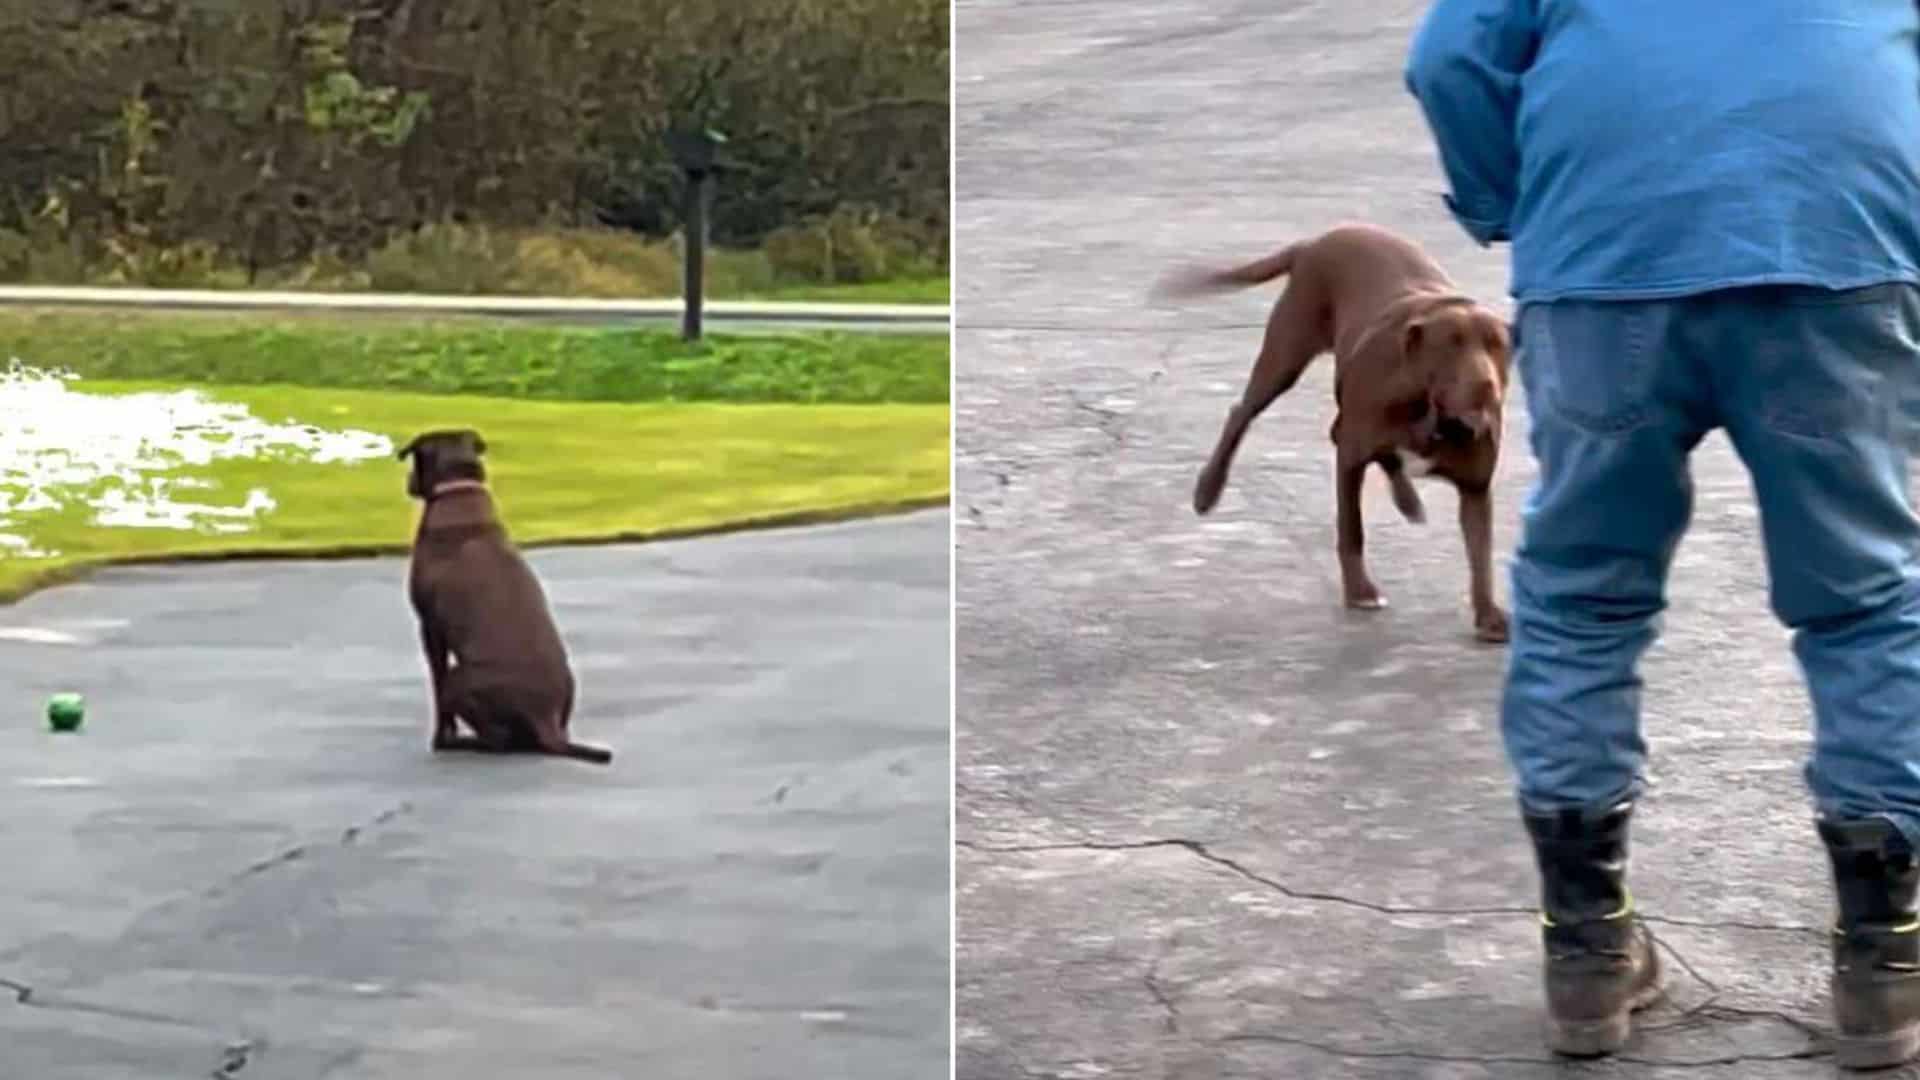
[396,434,423,461]
[1402,318,1428,361]
[461,429,488,456]
[1491,317,1516,381]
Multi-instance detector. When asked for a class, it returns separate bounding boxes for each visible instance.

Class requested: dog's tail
[531,719,615,765]
[563,741,614,765]
[1152,243,1301,301]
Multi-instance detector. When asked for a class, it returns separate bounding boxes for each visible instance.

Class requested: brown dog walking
[399,429,614,764]
[1157,223,1511,643]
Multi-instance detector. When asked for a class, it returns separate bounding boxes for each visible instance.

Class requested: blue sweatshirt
[1405,0,1920,303]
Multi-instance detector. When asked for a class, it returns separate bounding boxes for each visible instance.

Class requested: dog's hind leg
[429,733,501,753]
[434,678,517,754]
[1195,287,1331,515]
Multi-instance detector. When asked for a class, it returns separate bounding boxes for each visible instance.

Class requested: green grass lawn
[0,382,949,603]
[0,312,951,603]
[0,311,949,404]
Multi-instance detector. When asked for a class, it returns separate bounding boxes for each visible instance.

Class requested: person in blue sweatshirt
[1405,0,1920,1066]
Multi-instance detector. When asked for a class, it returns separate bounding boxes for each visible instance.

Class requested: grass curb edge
[0,493,950,608]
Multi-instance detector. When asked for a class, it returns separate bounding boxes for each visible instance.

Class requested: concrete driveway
[0,510,950,1079]
[955,2,1844,1076]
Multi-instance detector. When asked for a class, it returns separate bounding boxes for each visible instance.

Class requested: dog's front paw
[1193,470,1225,515]
[1474,606,1510,645]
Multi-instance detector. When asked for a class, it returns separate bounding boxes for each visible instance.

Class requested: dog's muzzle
[1433,414,1480,447]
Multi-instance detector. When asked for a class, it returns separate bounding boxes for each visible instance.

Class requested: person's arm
[1404,0,1539,246]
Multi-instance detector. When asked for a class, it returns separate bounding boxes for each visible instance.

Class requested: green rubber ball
[46,692,84,733]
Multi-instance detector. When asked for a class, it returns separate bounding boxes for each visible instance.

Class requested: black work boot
[1521,800,1664,1057]
[1818,817,1920,1070]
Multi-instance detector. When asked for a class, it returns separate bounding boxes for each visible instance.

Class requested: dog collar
[428,479,489,501]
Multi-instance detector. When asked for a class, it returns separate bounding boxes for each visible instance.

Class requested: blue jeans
[1503,284,1920,846]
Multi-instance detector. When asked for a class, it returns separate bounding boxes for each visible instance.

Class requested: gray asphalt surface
[954,2,1858,1077]
[0,510,950,1079]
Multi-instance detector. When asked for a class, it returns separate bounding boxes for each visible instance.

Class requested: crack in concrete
[958,836,1535,918]
[1131,901,1827,1068]
[965,835,1834,1067]
[1067,390,1128,448]
[216,801,414,897]
[0,973,210,1031]
[1142,948,1181,1035]
[1634,927,1831,1056]
[1,802,419,1014]
[956,457,1031,529]
[1218,1030,1824,1070]
[1059,342,1176,460]
[0,803,413,1073]
[957,837,1824,935]
[339,803,411,847]
[1641,912,1822,937]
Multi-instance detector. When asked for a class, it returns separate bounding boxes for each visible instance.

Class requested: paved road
[955,3,1847,1077]
[0,286,951,336]
[0,510,950,1079]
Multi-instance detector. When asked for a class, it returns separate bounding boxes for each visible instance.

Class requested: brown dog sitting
[1156,223,1512,644]
[398,429,614,763]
